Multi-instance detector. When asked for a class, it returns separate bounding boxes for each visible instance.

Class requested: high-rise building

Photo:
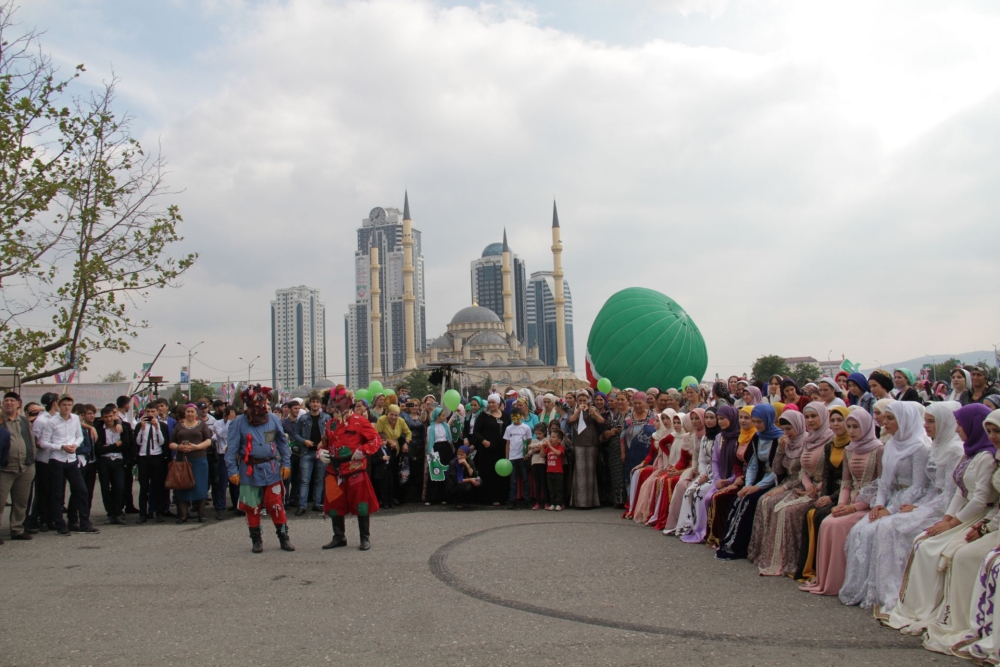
[470,231,527,344]
[271,285,326,390]
[345,194,427,388]
[526,271,575,371]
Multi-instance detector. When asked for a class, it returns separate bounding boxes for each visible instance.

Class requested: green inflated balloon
[681,376,699,390]
[368,380,383,396]
[495,459,513,477]
[443,389,461,412]
[596,377,612,394]
[356,388,371,403]
[586,288,708,392]
[383,388,395,396]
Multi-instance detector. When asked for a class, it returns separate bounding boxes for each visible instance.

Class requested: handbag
[165,457,195,490]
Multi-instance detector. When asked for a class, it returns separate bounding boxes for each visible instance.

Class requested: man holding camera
[134,405,169,523]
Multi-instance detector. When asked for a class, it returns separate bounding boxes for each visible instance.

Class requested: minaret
[551,201,569,370]
[402,192,417,371]
[369,235,383,380]
[501,228,515,341]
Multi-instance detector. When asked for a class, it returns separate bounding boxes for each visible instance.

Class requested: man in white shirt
[134,404,169,524]
[39,395,99,535]
[26,392,58,532]
[212,404,237,519]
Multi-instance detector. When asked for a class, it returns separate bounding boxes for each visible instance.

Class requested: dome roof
[509,359,527,366]
[429,334,453,349]
[450,305,502,325]
[490,359,507,367]
[468,331,508,347]
[290,384,312,398]
[471,359,488,367]
[482,242,504,257]
[526,357,546,366]
[312,379,335,390]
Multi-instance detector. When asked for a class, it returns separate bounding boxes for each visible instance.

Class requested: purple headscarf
[743,386,763,406]
[955,403,996,458]
[715,405,741,476]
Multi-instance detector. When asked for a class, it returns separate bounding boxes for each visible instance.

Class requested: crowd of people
[4,363,1000,657]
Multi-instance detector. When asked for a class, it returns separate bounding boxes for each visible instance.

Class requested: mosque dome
[450,305,502,325]
[481,243,504,257]
[468,331,508,347]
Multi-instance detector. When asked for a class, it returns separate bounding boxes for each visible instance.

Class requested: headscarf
[881,402,929,488]
[771,402,786,419]
[985,395,1000,411]
[455,445,472,481]
[387,404,401,415]
[704,407,721,442]
[689,408,706,443]
[955,403,995,458]
[783,403,800,413]
[846,372,870,406]
[925,401,963,467]
[868,369,894,394]
[828,405,851,466]
[894,367,916,386]
[802,401,835,451]
[240,384,273,426]
[987,411,1000,456]
[715,405,741,477]
[780,378,800,398]
[949,368,972,401]
[632,391,647,404]
[844,409,880,454]
[778,410,807,459]
[470,396,484,411]
[737,406,755,447]
[744,386,763,406]
[818,377,843,397]
[656,408,677,440]
[752,404,784,442]
[873,397,896,415]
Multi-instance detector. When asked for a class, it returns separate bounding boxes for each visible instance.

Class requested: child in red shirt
[544,425,566,511]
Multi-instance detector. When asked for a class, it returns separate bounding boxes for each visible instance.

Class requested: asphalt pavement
[1,505,963,666]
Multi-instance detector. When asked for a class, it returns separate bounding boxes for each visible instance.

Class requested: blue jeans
[508,458,531,503]
[299,449,325,507]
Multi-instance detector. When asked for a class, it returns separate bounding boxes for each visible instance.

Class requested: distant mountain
[862,350,996,375]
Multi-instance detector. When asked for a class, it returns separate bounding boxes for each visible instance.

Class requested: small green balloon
[368,380,383,395]
[596,377,612,394]
[383,388,395,396]
[443,389,461,412]
[356,388,371,402]
[680,376,698,390]
[495,458,513,477]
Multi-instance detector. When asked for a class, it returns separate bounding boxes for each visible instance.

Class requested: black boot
[322,515,347,549]
[249,526,263,554]
[276,524,295,552]
[358,515,371,551]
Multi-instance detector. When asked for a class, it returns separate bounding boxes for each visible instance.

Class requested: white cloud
[21,0,1000,387]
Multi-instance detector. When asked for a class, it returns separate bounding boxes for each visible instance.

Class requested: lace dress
[839,445,934,611]
[669,435,714,536]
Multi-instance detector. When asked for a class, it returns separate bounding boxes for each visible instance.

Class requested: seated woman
[839,402,943,614]
[634,410,690,525]
[648,411,692,529]
[664,410,708,535]
[445,445,481,509]
[799,409,883,594]
[885,403,999,635]
[717,404,785,560]
[681,406,741,545]
[671,408,718,537]
[627,410,675,521]
[747,411,805,567]
[794,405,849,581]
[748,402,834,576]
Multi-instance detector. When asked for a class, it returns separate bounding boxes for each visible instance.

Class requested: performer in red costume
[318,397,382,551]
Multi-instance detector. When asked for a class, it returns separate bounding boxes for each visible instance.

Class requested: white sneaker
[554,505,563,511]
[546,505,554,511]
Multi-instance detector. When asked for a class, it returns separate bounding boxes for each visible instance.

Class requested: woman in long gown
[665,410,708,535]
[798,409,883,594]
[470,394,511,506]
[601,393,628,508]
[704,407,756,547]
[568,391,604,509]
[620,392,657,512]
[748,402,834,576]
[747,410,806,568]
[648,412,695,530]
[631,410,677,524]
[794,405,849,581]
[671,409,717,537]
[681,405,741,545]
[885,403,999,635]
[717,404,785,560]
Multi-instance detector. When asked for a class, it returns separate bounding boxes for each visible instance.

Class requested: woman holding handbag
[169,404,214,523]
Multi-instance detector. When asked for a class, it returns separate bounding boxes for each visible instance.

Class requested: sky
[15,0,1000,388]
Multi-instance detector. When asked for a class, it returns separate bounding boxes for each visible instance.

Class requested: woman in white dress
[885,403,1000,634]
[839,401,933,612]
[669,408,717,537]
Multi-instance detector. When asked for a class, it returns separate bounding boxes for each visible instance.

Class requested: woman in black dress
[470,394,510,506]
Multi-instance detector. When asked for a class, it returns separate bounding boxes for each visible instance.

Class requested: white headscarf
[880,401,929,488]
[488,393,502,406]
[654,408,675,441]
[925,401,963,467]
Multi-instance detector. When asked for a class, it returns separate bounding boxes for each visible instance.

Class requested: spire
[403,190,411,221]
[502,228,509,252]
[552,200,560,228]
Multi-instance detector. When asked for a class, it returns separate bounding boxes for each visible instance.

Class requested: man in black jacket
[95,405,135,525]
[0,392,36,543]
[133,404,169,524]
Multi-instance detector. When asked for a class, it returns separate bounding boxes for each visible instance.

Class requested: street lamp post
[176,341,204,388]
[239,355,260,384]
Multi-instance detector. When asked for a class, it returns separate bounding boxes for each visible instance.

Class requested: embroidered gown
[647,434,695,530]
[681,433,744,545]
[669,434,714,536]
[716,436,778,560]
[631,435,676,524]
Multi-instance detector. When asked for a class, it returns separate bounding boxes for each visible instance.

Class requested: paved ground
[1,505,963,666]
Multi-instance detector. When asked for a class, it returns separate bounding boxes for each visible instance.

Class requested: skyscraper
[470,230,527,343]
[345,194,427,388]
[526,271,575,371]
[271,285,326,390]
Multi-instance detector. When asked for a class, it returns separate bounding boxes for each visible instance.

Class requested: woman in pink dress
[631,410,678,524]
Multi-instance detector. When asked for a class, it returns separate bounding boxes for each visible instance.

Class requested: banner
[21,382,133,408]
[180,366,190,385]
